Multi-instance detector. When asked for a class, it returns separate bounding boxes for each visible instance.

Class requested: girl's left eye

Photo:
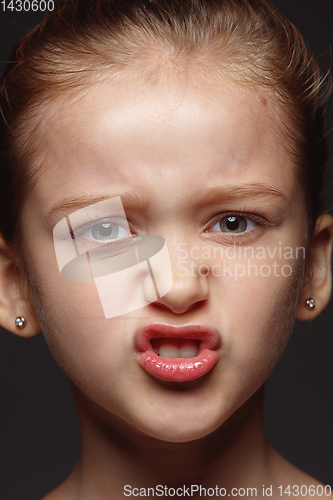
[84,221,131,242]
[211,215,256,234]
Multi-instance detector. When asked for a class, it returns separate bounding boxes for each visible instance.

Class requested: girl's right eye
[90,221,125,241]
[78,219,132,243]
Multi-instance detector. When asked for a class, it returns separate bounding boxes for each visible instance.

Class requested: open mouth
[135,323,220,382]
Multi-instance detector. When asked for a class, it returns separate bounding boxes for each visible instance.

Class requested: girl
[0,1,332,498]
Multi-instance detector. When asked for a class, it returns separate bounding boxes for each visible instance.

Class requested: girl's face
[21,71,307,441]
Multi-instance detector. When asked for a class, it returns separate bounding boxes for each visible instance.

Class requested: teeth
[179,345,199,358]
[158,345,180,358]
[158,344,199,359]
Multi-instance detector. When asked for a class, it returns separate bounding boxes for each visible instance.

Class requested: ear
[296,214,333,321]
[0,235,41,337]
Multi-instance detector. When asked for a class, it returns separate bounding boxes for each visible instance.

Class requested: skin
[0,69,332,498]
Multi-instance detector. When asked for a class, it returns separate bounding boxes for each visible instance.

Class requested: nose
[152,248,210,315]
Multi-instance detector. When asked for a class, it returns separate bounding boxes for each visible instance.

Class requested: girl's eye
[91,222,120,240]
[211,216,256,234]
[84,221,130,242]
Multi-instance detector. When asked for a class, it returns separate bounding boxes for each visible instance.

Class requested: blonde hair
[0,0,331,245]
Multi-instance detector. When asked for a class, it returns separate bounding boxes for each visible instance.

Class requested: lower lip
[137,349,219,382]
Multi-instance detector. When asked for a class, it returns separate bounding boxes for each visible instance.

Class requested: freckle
[260,96,268,107]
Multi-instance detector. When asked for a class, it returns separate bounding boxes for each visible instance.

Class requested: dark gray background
[0,1,333,499]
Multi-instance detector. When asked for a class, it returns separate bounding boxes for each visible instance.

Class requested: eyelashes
[73,216,133,244]
[86,220,130,242]
[207,211,269,236]
[211,215,255,234]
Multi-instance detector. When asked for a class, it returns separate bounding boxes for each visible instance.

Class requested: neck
[64,385,275,499]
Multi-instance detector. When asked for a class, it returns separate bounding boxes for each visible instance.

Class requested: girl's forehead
[40,73,282,153]
[43,67,278,130]
[34,73,295,208]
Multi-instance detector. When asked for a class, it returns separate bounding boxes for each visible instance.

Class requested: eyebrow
[193,183,288,205]
[45,192,149,227]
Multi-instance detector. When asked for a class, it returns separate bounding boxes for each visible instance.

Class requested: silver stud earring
[15,316,25,329]
[305,298,316,310]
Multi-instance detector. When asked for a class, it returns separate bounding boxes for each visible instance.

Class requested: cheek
[210,252,304,379]
[25,256,133,387]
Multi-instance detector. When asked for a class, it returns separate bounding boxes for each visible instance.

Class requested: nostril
[199,264,209,277]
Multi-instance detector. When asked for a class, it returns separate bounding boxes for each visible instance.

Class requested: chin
[135,412,223,443]
[144,426,216,443]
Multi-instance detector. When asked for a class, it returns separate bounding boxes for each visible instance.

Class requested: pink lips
[135,323,220,382]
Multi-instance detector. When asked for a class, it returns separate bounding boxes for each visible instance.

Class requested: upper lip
[134,322,221,352]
